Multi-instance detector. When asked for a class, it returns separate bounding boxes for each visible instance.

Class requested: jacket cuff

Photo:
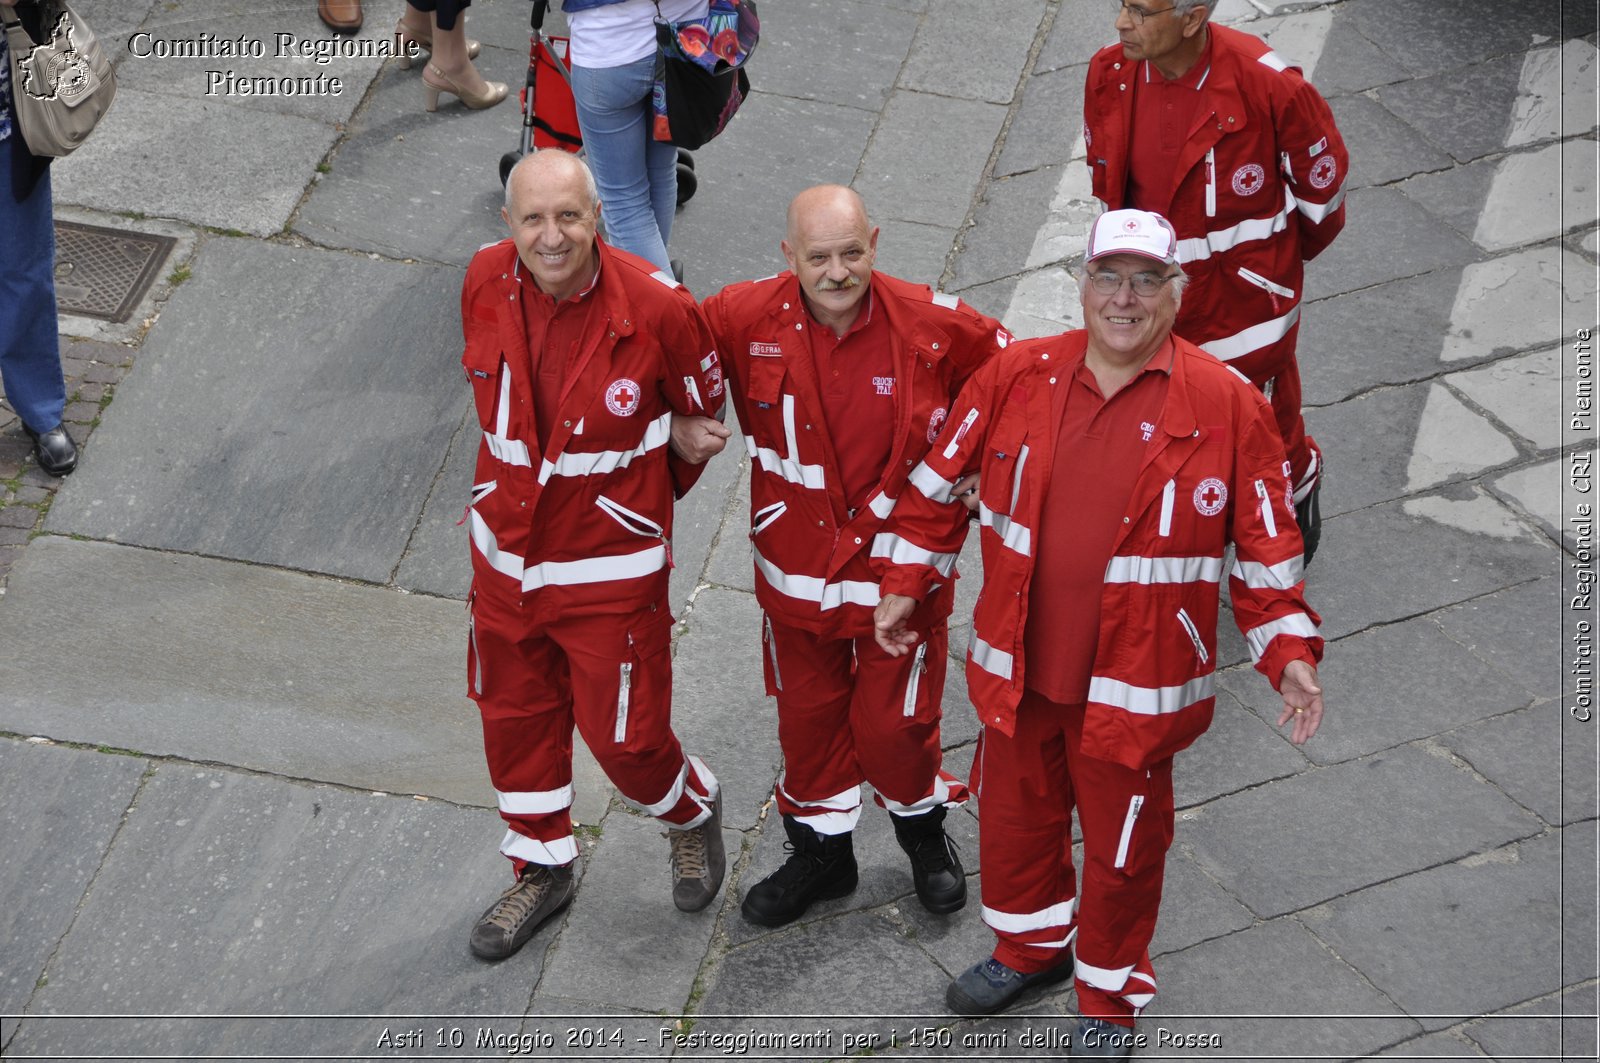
[879,568,934,603]
[1260,639,1322,691]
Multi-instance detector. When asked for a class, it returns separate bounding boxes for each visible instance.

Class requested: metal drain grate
[53,221,178,324]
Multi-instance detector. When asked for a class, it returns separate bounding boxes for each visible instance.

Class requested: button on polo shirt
[806,289,896,513]
[518,258,601,453]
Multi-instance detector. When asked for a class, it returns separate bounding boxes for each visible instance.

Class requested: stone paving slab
[51,87,339,237]
[1343,0,1586,81]
[1302,186,1483,305]
[1441,247,1597,364]
[1034,0,1114,76]
[8,764,527,1060]
[751,0,916,113]
[535,809,733,1014]
[669,443,746,620]
[1461,984,1600,1061]
[856,92,1008,230]
[1371,1029,1492,1060]
[44,239,465,584]
[701,458,757,593]
[899,0,1047,105]
[1310,493,1557,642]
[950,165,1065,293]
[1448,346,1564,452]
[1300,9,1410,97]
[1471,141,1599,253]
[1183,742,1543,919]
[1143,917,1422,1061]
[1493,456,1578,554]
[1431,576,1566,705]
[1173,684,1310,808]
[1328,92,1454,189]
[1441,704,1599,830]
[994,66,1083,179]
[0,537,493,807]
[0,741,148,1019]
[1220,613,1534,767]
[1301,830,1587,1033]
[874,219,960,293]
[1373,51,1529,166]
[393,411,476,599]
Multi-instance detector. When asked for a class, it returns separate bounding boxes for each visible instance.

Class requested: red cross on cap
[1123,218,1141,231]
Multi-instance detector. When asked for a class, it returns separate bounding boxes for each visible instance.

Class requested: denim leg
[570,56,676,272]
[0,135,67,434]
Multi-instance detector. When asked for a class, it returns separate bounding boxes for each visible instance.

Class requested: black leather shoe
[23,423,77,476]
[892,806,966,914]
[740,815,857,926]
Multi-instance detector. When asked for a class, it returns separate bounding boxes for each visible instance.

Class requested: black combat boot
[740,815,858,926]
[892,805,966,914]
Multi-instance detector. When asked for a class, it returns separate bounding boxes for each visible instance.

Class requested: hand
[669,414,731,464]
[873,593,920,657]
[1277,659,1324,744]
[953,472,981,512]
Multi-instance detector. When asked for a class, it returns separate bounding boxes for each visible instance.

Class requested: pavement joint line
[1476,480,1584,557]
[389,405,473,587]
[1436,377,1549,461]
[938,0,1062,292]
[1289,908,1426,1035]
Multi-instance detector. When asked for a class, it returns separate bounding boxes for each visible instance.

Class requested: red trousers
[761,614,967,834]
[469,588,717,874]
[1254,325,1321,500]
[972,690,1175,1027]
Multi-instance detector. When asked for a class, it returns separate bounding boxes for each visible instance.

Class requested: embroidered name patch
[749,342,782,358]
[873,376,895,396]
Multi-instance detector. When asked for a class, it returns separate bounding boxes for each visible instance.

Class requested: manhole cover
[53,221,178,324]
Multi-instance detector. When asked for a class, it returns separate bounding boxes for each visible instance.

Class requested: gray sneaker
[468,862,575,960]
[946,954,1075,1015]
[668,790,726,912]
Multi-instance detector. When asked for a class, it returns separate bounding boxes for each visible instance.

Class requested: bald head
[504,149,599,213]
[782,184,878,337]
[501,149,601,303]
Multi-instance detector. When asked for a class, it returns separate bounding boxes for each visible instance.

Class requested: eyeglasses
[1088,269,1177,297]
[1117,1,1178,25]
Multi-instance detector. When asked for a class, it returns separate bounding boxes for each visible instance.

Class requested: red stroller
[498,0,697,205]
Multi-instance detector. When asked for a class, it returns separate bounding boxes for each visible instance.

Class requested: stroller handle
[533,0,549,30]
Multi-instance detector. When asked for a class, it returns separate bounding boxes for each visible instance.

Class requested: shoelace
[980,957,1019,985]
[910,833,959,872]
[668,827,709,879]
[764,841,826,887]
[484,871,549,931]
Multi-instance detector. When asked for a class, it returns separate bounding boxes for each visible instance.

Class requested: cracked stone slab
[899,0,1048,104]
[0,537,495,807]
[1440,701,1599,829]
[873,219,959,290]
[394,412,477,599]
[1302,186,1482,304]
[51,87,338,237]
[1472,141,1600,252]
[1296,8,1410,96]
[1183,742,1543,918]
[994,65,1085,178]
[535,809,734,1013]
[1173,684,1311,808]
[948,274,1021,326]
[0,741,148,1018]
[1492,456,1580,552]
[1507,39,1599,147]
[701,456,756,593]
[1343,0,1581,81]
[1431,577,1568,705]
[1219,613,1534,766]
[1301,829,1592,1033]
[951,166,1066,292]
[1440,248,1597,364]
[1327,93,1455,189]
[747,0,916,112]
[1143,917,1421,1059]
[1372,1029,1495,1059]
[856,92,1008,229]
[1310,492,1556,642]
[1034,0,1116,75]
[44,239,466,584]
[1447,346,1565,451]
[1374,52,1529,165]
[1461,984,1600,1061]
[7,765,531,1060]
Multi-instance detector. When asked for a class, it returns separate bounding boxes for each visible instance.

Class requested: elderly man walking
[701,185,1011,926]
[458,150,728,960]
[1084,0,1349,561]
[875,209,1325,1057]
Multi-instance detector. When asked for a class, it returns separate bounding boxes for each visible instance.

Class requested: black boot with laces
[892,805,967,914]
[740,814,858,926]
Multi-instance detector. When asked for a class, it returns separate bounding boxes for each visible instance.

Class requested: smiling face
[1082,253,1181,369]
[501,152,600,303]
[781,185,879,337]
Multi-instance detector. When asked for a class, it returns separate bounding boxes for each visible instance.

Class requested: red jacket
[703,271,1010,637]
[879,332,1324,771]
[462,238,723,611]
[1084,24,1348,385]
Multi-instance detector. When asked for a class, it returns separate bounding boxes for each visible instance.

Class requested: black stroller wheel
[676,163,698,206]
[677,147,696,170]
[499,150,525,187]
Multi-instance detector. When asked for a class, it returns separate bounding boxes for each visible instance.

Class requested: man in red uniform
[1084,0,1349,562]
[875,209,1326,1056]
[460,150,727,961]
[700,185,1010,926]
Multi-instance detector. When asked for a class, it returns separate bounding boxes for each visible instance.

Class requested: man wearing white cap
[873,209,1326,1051]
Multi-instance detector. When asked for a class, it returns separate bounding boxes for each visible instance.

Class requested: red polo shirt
[806,289,896,512]
[1024,338,1173,704]
[517,257,600,453]
[1126,34,1213,214]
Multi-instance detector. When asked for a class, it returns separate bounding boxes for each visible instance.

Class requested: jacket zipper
[615,656,633,743]
[751,500,787,536]
[1205,148,1217,218]
[469,611,483,696]
[903,642,929,717]
[1238,267,1296,316]
[1159,479,1175,537]
[764,615,783,692]
[1113,794,1146,870]
[1255,479,1279,538]
[1176,608,1209,664]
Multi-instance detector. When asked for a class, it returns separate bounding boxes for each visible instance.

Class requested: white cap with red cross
[1085,209,1180,266]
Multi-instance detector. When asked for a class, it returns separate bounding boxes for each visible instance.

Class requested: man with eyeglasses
[1085,0,1349,564]
[873,210,1325,1053]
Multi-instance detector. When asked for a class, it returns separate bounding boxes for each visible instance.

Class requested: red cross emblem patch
[1309,155,1339,190]
[1193,477,1227,516]
[605,377,642,417]
[927,406,948,444]
[1232,163,1265,196]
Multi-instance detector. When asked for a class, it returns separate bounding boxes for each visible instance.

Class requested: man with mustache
[699,185,1011,926]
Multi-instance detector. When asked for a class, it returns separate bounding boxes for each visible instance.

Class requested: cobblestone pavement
[0,0,1595,1060]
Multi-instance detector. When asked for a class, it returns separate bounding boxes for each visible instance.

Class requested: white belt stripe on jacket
[1244,611,1320,661]
[1088,672,1214,716]
[981,900,1076,935]
[1175,198,1293,263]
[469,509,667,591]
[537,411,672,484]
[871,532,959,577]
[1294,184,1346,224]
[1103,554,1224,584]
[745,435,827,490]
[978,503,1033,558]
[501,829,579,867]
[1233,556,1305,591]
[486,431,533,467]
[909,461,959,504]
[969,631,1015,681]
[1200,303,1302,363]
[497,784,575,815]
[753,547,880,610]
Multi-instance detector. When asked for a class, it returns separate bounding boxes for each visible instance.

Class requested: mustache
[814,275,863,292]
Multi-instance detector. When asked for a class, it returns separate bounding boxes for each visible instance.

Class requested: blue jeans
[0,133,66,434]
[570,56,678,272]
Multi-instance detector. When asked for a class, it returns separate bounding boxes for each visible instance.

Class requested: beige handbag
[2,0,116,157]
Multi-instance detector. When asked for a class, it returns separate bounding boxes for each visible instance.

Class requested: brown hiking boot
[667,790,725,912]
[468,862,575,960]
